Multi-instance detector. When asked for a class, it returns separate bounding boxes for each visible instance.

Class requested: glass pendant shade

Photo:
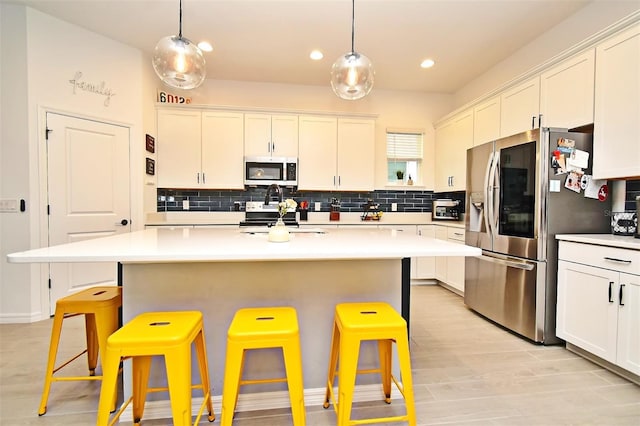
[152,35,206,90]
[330,52,374,100]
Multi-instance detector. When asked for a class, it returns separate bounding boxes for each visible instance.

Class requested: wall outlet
[182,199,189,210]
[314,202,321,211]
[391,203,398,212]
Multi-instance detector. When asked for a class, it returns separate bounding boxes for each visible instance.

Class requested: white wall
[0,4,147,322]
[454,1,640,108]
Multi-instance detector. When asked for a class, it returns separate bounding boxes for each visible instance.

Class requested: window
[386,130,423,184]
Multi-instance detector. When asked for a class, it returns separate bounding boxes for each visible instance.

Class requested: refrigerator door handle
[487,151,500,238]
[483,153,494,238]
[478,254,535,271]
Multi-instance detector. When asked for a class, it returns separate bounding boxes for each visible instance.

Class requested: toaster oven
[432,199,461,220]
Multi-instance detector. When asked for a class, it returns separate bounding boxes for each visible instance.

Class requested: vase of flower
[268,217,290,242]
[268,198,297,242]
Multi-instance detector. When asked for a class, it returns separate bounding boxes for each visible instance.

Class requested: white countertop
[556,234,640,250]
[7,227,480,264]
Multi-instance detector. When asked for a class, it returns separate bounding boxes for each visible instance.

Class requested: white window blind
[386,132,423,159]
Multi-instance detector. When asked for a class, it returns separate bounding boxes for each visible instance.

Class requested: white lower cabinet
[557,241,640,376]
[434,225,466,293]
[416,225,435,279]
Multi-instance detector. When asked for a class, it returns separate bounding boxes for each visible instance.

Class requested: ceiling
[8,0,598,93]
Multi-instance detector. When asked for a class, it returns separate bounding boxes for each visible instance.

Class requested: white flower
[278,198,297,217]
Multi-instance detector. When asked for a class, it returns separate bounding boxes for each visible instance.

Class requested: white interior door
[46,112,130,314]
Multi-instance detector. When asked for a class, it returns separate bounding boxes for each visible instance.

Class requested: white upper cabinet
[298,115,338,190]
[244,113,298,157]
[540,50,595,129]
[435,109,473,192]
[157,109,202,188]
[500,76,540,137]
[201,111,245,189]
[336,118,375,191]
[157,108,244,189]
[298,116,375,191]
[473,96,501,146]
[593,23,640,180]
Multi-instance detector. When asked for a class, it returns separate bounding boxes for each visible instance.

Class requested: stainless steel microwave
[244,156,298,186]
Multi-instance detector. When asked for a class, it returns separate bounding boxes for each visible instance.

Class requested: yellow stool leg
[323,321,340,408]
[165,345,193,426]
[194,330,215,422]
[132,355,152,425]
[94,304,120,411]
[395,334,417,426]
[221,341,244,426]
[96,345,122,426]
[38,307,65,416]
[337,333,360,426]
[85,313,99,374]
[282,338,306,426]
[377,339,393,403]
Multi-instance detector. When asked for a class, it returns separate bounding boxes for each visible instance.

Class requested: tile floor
[1,284,639,425]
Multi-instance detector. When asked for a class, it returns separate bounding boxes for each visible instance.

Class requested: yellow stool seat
[39,286,121,416]
[221,306,305,426]
[96,311,215,426]
[323,302,417,426]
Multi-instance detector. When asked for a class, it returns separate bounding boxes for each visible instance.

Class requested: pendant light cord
[178,0,183,38]
[350,0,355,54]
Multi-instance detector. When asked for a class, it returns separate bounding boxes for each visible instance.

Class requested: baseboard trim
[0,311,45,324]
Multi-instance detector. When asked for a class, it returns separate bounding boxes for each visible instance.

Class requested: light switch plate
[314,202,321,211]
[0,199,19,212]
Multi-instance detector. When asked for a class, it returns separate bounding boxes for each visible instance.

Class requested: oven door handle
[478,254,535,271]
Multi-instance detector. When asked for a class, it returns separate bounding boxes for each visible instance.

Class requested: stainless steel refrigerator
[464,127,611,344]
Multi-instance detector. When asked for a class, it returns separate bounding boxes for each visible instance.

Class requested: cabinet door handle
[604,256,632,264]
[608,281,614,303]
[619,284,625,306]
[338,176,341,186]
[272,142,275,152]
[197,172,200,184]
[267,142,271,153]
[202,173,206,184]
[531,115,536,129]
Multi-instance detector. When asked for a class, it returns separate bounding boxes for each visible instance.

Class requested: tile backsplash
[158,180,639,215]
[157,188,467,214]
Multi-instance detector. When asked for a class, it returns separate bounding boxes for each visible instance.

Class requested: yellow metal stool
[38,286,122,416]
[96,311,215,426]
[323,302,417,426]
[221,306,306,426]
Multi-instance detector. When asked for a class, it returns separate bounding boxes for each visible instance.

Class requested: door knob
[119,219,129,226]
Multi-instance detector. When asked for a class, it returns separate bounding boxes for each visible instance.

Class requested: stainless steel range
[239,201,298,227]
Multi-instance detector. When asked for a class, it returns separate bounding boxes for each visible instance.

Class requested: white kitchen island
[8,227,480,418]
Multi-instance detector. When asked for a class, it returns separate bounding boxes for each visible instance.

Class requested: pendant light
[152,0,206,90]
[330,0,374,100]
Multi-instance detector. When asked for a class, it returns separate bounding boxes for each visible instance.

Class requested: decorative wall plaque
[145,158,155,176]
[146,134,155,153]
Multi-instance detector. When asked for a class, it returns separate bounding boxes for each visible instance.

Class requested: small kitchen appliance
[244,156,297,187]
[432,199,460,220]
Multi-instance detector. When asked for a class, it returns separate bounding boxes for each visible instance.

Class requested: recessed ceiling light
[420,59,435,69]
[198,41,213,52]
[310,50,324,60]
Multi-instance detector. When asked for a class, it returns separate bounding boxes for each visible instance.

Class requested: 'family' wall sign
[69,71,116,107]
